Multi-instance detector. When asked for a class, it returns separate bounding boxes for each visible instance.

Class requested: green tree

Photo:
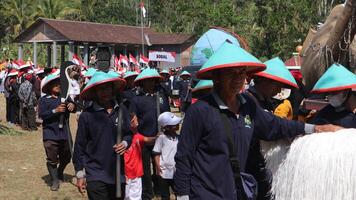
[36,0,81,20]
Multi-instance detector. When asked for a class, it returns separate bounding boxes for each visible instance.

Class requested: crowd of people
[1,40,355,200]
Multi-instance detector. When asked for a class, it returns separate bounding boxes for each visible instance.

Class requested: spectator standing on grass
[18,72,38,131]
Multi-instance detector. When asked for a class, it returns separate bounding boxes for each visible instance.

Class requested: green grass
[0,123,25,135]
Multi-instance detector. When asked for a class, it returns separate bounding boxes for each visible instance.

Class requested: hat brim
[254,72,299,89]
[164,116,182,127]
[124,74,139,79]
[42,76,60,94]
[80,78,126,100]
[197,62,266,79]
[311,84,356,94]
[134,75,163,85]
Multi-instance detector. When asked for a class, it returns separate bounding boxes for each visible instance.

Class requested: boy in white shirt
[153,112,182,200]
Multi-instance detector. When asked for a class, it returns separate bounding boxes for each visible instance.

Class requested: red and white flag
[119,54,129,67]
[139,54,149,65]
[114,55,120,68]
[72,54,87,69]
[140,2,147,18]
[129,54,140,66]
[115,55,126,74]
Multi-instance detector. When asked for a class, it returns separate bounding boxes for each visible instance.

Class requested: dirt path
[0,95,85,200]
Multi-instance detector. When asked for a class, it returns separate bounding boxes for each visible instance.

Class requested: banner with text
[149,51,176,63]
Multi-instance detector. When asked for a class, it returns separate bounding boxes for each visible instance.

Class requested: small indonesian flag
[129,54,140,66]
[119,54,129,67]
[72,54,87,69]
[114,55,120,68]
[139,54,149,65]
[140,2,147,18]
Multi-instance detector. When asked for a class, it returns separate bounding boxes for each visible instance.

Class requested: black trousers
[87,181,125,200]
[43,140,71,166]
[159,178,175,200]
[6,97,10,122]
[21,106,37,130]
[142,145,154,200]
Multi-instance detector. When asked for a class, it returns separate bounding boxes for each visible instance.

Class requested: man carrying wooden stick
[73,71,132,200]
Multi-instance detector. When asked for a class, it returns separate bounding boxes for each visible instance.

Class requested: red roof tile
[15,18,194,45]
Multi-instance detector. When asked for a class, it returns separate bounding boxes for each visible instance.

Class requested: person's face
[267,80,283,98]
[51,80,61,95]
[95,82,114,102]
[125,77,136,88]
[164,124,179,135]
[181,75,190,80]
[213,67,247,96]
[141,79,156,91]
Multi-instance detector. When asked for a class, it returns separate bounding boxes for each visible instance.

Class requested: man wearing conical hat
[130,68,170,199]
[122,71,139,110]
[174,42,342,200]
[311,64,356,128]
[244,57,300,200]
[38,71,76,191]
[177,71,192,113]
[73,71,132,199]
[159,69,172,96]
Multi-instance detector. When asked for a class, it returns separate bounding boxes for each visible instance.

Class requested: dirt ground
[0,95,85,200]
[0,94,177,200]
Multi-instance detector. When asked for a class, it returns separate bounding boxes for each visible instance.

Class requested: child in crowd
[124,114,156,200]
[153,112,182,200]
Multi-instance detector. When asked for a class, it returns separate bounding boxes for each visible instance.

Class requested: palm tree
[36,0,81,20]
[3,0,36,36]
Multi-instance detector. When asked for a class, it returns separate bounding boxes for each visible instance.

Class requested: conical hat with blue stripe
[83,68,97,77]
[311,63,356,93]
[42,70,60,94]
[107,70,120,78]
[80,71,126,100]
[124,71,139,79]
[192,80,213,93]
[134,68,162,84]
[197,42,266,79]
[159,69,170,75]
[254,57,298,88]
[180,70,191,77]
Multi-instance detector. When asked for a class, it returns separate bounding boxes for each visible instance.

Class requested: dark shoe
[46,163,60,191]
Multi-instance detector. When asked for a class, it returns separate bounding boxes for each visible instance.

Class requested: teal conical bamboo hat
[255,57,298,88]
[192,80,213,92]
[159,69,170,75]
[80,71,126,100]
[311,63,356,93]
[124,71,139,79]
[83,68,97,77]
[197,42,266,79]
[134,68,162,84]
[180,70,191,77]
[42,71,60,94]
[107,70,120,78]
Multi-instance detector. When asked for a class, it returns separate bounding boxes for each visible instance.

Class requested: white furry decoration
[272,129,356,200]
[260,140,290,176]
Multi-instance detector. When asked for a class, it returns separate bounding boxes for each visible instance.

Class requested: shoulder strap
[156,92,161,134]
[218,110,247,200]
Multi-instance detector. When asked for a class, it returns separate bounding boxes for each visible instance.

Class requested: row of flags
[73,53,149,74]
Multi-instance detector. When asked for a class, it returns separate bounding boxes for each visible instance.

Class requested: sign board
[149,51,176,63]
